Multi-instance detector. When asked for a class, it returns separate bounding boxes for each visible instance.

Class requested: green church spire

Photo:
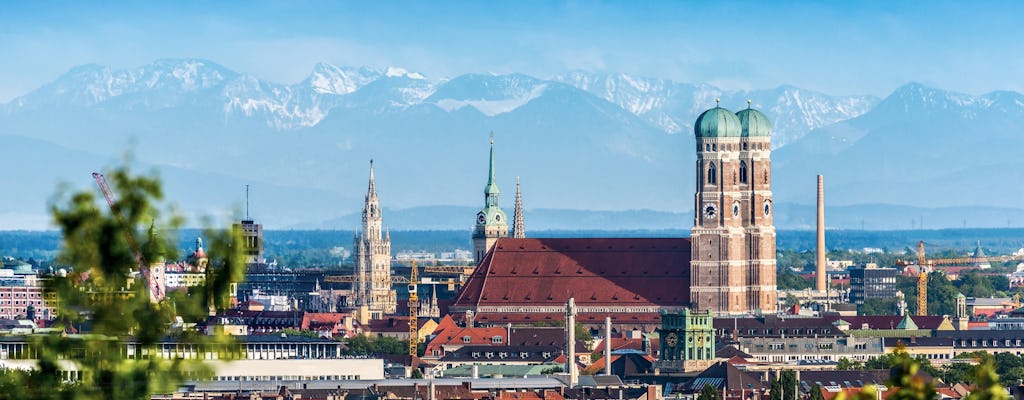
[484,132,500,205]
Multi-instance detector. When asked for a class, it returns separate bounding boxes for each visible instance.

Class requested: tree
[698,383,720,400]
[965,362,1009,400]
[809,384,825,400]
[837,357,864,370]
[859,298,897,316]
[0,165,245,400]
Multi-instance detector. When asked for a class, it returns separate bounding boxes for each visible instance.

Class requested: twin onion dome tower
[691,99,777,314]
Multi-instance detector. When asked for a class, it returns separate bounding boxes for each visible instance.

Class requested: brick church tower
[690,100,777,315]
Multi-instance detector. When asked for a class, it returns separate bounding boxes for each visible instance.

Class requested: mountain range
[3,58,1023,232]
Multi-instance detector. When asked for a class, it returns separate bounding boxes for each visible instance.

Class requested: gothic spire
[367,159,377,198]
[484,133,500,200]
[513,177,525,238]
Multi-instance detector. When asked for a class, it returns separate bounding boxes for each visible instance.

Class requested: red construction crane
[92,172,163,302]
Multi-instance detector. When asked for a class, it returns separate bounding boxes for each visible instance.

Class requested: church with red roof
[452,104,779,326]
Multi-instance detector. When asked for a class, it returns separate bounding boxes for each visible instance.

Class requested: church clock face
[732,201,740,217]
[477,212,486,224]
[703,204,717,219]
[665,332,678,348]
[495,214,501,222]
[763,200,772,216]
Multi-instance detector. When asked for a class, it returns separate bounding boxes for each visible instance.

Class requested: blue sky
[1,1,1022,102]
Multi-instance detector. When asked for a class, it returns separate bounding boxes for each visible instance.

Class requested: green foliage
[777,268,811,290]
[769,370,797,400]
[0,164,246,400]
[858,298,897,315]
[809,384,825,400]
[885,349,937,400]
[697,382,720,400]
[410,369,424,379]
[343,335,408,356]
[863,345,938,377]
[540,366,564,375]
[966,362,1009,400]
[837,357,864,370]
[279,329,322,339]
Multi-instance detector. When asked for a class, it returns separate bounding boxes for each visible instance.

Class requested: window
[739,161,748,184]
[491,336,503,344]
[462,336,471,343]
[707,162,717,185]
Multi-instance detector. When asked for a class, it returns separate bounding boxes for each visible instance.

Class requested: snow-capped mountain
[5,59,1023,230]
[554,71,879,147]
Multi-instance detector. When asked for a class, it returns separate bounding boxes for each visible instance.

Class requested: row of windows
[703,142,768,152]
[0,292,42,298]
[462,335,503,343]
[214,375,359,381]
[958,339,1024,347]
[470,351,551,359]
[706,161,755,185]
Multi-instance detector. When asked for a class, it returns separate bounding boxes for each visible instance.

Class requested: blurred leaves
[0,163,244,400]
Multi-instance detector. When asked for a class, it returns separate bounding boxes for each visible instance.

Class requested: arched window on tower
[739,161,748,184]
[707,162,717,185]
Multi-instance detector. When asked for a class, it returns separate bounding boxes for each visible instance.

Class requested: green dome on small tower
[736,103,772,137]
[695,102,741,138]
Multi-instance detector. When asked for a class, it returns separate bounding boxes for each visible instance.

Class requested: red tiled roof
[473,312,663,325]
[424,326,507,355]
[433,314,459,335]
[301,312,348,330]
[452,238,692,310]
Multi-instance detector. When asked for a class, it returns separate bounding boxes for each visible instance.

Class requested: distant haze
[2,59,1024,230]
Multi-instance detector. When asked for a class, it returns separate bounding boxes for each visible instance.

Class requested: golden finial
[715,98,720,106]
[747,99,752,109]
[490,131,494,145]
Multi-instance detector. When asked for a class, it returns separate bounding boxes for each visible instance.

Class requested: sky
[1,1,1023,102]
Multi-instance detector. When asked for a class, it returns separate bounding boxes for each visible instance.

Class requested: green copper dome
[736,107,772,137]
[694,106,741,138]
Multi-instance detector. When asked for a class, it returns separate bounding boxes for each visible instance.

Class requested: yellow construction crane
[902,241,1024,316]
[408,261,419,357]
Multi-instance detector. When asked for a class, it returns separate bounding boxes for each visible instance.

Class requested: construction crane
[408,261,419,357]
[901,241,1024,316]
[92,172,163,303]
[324,273,460,288]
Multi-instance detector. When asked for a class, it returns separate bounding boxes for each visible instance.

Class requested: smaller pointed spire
[367,159,377,196]
[195,236,204,252]
[513,177,526,238]
[385,225,391,242]
[485,132,499,196]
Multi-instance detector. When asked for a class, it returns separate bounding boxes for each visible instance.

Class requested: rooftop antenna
[245,184,250,220]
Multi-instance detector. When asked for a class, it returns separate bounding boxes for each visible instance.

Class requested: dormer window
[462,336,471,343]
[491,336,503,344]
[472,352,480,358]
